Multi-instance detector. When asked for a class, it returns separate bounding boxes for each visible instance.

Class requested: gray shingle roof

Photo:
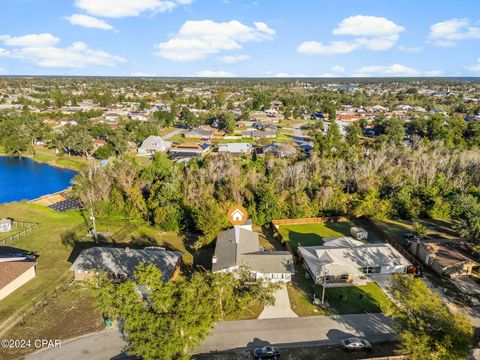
[212,227,294,275]
[70,247,182,281]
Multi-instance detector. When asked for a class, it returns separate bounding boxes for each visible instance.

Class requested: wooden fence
[272,216,351,228]
[272,216,422,271]
[0,220,39,246]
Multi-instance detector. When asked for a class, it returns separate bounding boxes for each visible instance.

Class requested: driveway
[258,284,297,319]
[293,124,313,152]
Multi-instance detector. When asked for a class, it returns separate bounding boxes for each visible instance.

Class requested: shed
[0,218,12,233]
[350,227,368,240]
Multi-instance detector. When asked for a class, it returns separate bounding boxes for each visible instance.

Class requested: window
[340,274,349,281]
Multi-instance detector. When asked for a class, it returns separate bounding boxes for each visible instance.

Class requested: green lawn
[287,264,327,316]
[321,283,390,314]
[31,147,87,170]
[278,222,355,253]
[0,203,86,332]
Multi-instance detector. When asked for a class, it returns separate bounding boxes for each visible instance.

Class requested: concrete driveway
[258,284,297,319]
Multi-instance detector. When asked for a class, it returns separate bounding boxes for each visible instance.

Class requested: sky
[0,0,480,77]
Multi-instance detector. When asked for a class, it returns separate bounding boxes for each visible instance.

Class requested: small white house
[0,218,12,233]
[137,136,172,156]
[350,227,368,241]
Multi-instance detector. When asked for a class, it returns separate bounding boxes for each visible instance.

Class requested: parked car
[253,346,280,359]
[340,338,372,352]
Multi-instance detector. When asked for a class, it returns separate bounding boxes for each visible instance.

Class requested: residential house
[137,135,172,156]
[242,130,277,139]
[212,220,295,282]
[310,113,325,121]
[70,247,182,282]
[169,143,210,159]
[184,127,215,140]
[410,238,479,276]
[218,143,253,155]
[336,114,361,122]
[0,256,36,301]
[258,142,297,158]
[0,218,12,232]
[298,238,411,284]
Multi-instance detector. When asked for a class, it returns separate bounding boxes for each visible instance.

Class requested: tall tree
[385,274,473,360]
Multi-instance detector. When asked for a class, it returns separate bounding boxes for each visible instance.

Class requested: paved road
[27,314,394,360]
[27,329,128,360]
[161,128,184,140]
[293,124,313,152]
[198,314,394,353]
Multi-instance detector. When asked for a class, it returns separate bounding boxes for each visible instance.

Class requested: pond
[0,156,77,204]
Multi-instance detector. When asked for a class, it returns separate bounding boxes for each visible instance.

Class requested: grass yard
[2,284,103,360]
[278,222,355,253]
[31,147,87,171]
[129,225,194,265]
[372,218,458,246]
[322,282,390,314]
[0,203,86,333]
[287,264,327,316]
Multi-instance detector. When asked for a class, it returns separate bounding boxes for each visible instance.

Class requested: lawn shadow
[323,222,354,237]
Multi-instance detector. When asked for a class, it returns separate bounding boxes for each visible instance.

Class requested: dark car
[253,346,280,359]
[340,338,372,352]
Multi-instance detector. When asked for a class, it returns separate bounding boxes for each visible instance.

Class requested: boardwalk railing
[0,220,39,246]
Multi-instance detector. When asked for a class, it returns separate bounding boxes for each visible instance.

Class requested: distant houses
[218,143,253,155]
[169,143,211,160]
[70,247,182,282]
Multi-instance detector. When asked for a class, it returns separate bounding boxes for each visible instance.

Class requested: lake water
[0,156,77,204]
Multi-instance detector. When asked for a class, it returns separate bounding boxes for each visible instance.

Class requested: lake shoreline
[0,156,78,205]
[0,148,86,171]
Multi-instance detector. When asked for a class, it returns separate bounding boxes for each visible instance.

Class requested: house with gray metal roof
[212,221,294,282]
[218,143,253,155]
[70,247,182,282]
[298,239,411,285]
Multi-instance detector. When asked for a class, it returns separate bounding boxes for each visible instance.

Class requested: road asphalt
[27,314,394,360]
[293,124,313,152]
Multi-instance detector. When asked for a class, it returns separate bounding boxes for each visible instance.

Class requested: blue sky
[0,0,480,77]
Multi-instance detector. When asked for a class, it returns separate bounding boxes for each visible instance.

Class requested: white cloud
[195,70,235,77]
[74,0,189,18]
[398,45,423,53]
[320,65,346,77]
[332,15,404,37]
[0,33,59,47]
[0,33,126,69]
[155,19,275,61]
[352,64,419,77]
[298,40,359,55]
[66,14,113,30]
[254,22,275,35]
[219,54,250,63]
[429,18,480,47]
[298,15,404,55]
[465,58,480,73]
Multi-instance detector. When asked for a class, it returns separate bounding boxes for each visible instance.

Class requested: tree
[412,221,428,239]
[91,264,279,360]
[384,116,405,145]
[450,194,480,251]
[345,122,361,147]
[385,274,473,360]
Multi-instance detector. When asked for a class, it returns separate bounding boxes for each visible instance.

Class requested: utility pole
[89,207,97,240]
[321,268,328,305]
